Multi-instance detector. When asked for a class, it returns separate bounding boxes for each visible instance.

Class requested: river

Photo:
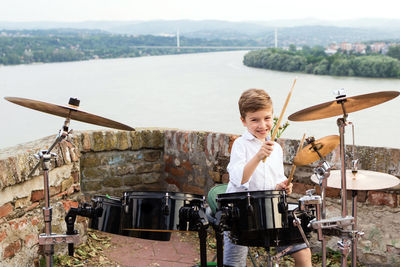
[0,51,399,149]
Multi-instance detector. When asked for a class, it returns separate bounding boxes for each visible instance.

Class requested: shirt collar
[242,129,270,142]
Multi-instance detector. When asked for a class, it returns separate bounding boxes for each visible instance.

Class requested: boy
[224,89,312,267]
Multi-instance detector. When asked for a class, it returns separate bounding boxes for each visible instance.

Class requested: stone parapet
[0,128,399,266]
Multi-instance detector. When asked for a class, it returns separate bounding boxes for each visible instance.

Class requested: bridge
[130,45,266,50]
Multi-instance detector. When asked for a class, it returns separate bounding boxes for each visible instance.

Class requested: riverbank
[243,48,400,78]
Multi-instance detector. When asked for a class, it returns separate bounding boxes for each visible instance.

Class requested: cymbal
[288,91,399,121]
[311,169,400,190]
[293,135,340,166]
[5,97,134,131]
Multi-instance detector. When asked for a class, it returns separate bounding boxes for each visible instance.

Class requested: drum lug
[122,193,129,214]
[246,193,254,213]
[162,192,170,216]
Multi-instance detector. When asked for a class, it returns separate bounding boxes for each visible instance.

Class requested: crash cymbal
[293,135,339,166]
[5,97,134,131]
[288,91,399,121]
[311,169,399,190]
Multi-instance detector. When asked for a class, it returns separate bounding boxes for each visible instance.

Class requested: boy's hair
[238,89,273,118]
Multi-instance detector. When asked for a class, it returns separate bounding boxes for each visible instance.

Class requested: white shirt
[226,130,287,193]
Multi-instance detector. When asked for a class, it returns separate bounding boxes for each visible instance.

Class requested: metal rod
[198,228,208,267]
[42,157,53,267]
[337,117,349,267]
[321,176,328,267]
[38,116,71,267]
[352,190,358,267]
[216,230,224,267]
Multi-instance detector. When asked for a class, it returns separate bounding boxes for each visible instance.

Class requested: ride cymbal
[311,169,399,190]
[288,91,399,121]
[5,97,134,131]
[293,135,340,166]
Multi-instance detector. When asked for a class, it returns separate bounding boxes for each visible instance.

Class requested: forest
[243,45,400,78]
[0,29,259,65]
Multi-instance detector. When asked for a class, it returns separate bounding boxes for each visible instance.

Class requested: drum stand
[32,117,79,267]
[336,106,366,267]
[309,101,364,267]
[179,206,209,267]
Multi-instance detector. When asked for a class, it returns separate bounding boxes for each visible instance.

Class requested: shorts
[223,231,308,267]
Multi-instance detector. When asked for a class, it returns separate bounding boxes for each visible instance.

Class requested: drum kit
[287,89,400,267]
[4,89,400,267]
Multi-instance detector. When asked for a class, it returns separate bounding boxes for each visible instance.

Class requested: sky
[1,0,399,22]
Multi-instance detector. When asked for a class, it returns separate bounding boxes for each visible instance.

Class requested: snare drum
[121,191,205,241]
[217,190,288,247]
[89,195,122,235]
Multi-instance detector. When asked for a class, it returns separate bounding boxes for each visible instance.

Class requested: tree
[289,44,296,52]
[387,45,400,61]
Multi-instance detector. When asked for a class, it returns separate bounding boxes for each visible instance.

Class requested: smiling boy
[224,89,311,267]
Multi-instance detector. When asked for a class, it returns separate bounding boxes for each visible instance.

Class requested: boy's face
[241,108,273,141]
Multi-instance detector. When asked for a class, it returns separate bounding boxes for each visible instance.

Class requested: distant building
[326,42,395,55]
[353,43,366,54]
[370,42,386,53]
[325,48,337,55]
[340,42,353,51]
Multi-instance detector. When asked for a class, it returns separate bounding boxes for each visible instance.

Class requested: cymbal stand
[336,97,352,266]
[32,103,80,267]
[348,122,364,267]
[307,136,331,267]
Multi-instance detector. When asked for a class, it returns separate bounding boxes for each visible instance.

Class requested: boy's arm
[242,140,274,184]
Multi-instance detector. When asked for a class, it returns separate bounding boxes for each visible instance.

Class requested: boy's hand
[276,179,293,194]
[256,140,274,161]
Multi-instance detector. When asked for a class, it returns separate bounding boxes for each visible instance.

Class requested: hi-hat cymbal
[288,91,399,121]
[311,169,400,190]
[293,135,340,166]
[5,97,134,131]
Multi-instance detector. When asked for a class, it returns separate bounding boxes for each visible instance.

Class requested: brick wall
[0,135,85,266]
[1,128,399,266]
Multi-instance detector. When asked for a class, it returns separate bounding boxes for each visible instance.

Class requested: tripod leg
[215,230,224,267]
[198,228,207,267]
[247,249,258,267]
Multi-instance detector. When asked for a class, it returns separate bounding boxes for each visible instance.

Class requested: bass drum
[89,195,122,235]
[121,191,205,241]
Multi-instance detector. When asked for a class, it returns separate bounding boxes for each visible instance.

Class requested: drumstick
[288,133,306,184]
[262,77,297,162]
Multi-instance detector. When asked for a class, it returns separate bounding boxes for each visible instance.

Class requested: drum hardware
[269,246,292,267]
[5,96,134,267]
[33,115,79,267]
[64,203,104,256]
[292,211,311,248]
[162,192,170,215]
[309,216,354,230]
[289,90,400,267]
[246,192,254,213]
[287,133,306,185]
[299,189,322,209]
[297,134,333,266]
[178,205,209,267]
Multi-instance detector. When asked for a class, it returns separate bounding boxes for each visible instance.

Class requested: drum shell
[217,190,289,247]
[121,191,204,241]
[89,195,122,235]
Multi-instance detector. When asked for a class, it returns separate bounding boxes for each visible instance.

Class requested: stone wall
[79,130,165,197]
[0,135,84,266]
[1,128,399,266]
